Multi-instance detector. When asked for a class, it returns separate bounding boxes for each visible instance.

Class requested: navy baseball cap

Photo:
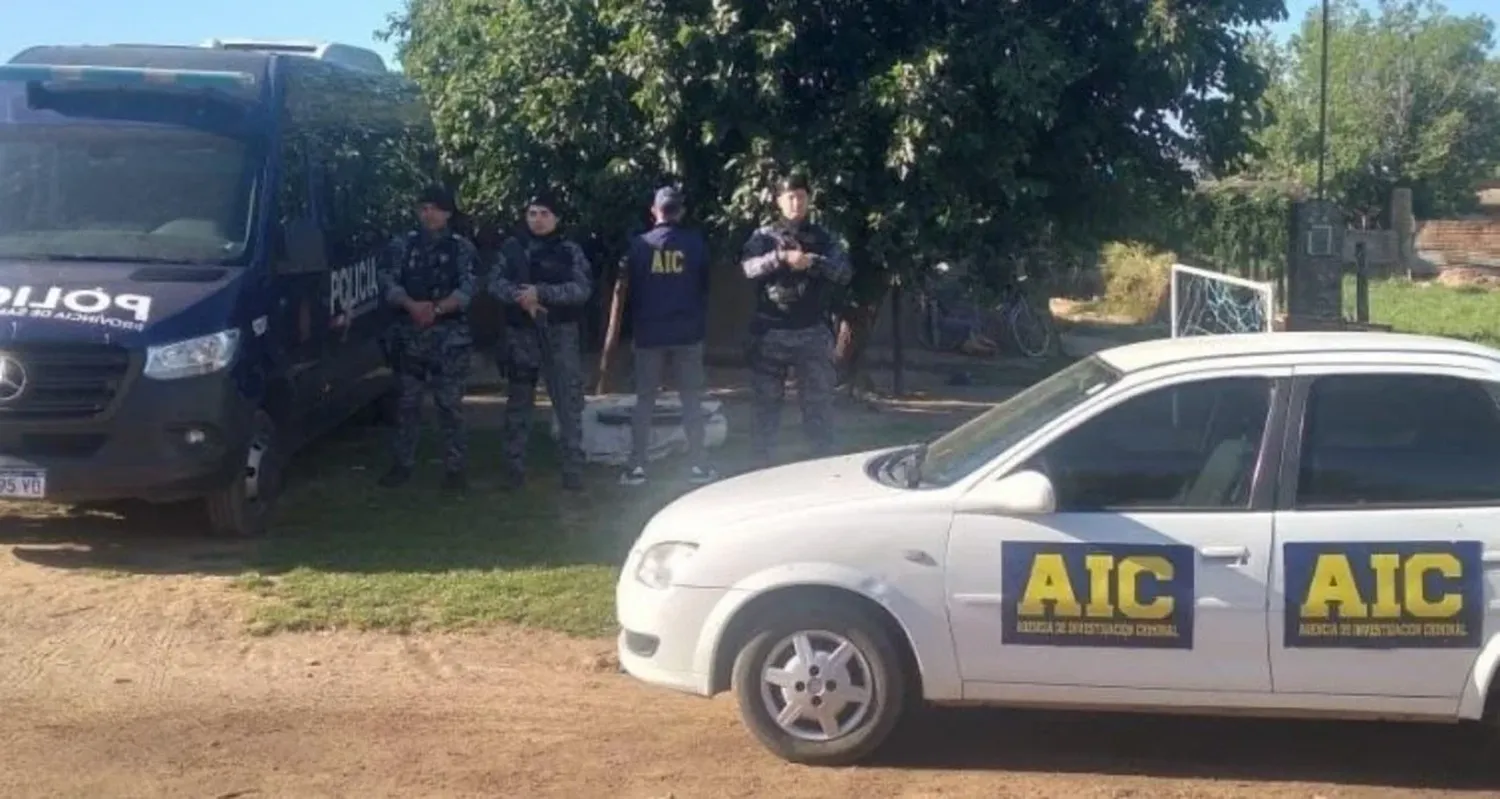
[653,186,685,211]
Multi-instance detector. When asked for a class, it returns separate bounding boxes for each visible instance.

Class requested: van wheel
[204,410,282,538]
[730,601,908,766]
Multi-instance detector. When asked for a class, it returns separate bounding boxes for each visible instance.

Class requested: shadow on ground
[1,392,963,581]
[878,704,1499,790]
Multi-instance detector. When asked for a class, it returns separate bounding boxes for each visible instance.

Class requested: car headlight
[635,541,698,589]
[144,329,241,380]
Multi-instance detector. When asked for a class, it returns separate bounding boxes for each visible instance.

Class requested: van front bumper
[0,364,254,505]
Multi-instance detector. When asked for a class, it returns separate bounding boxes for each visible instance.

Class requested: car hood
[647,449,909,534]
[0,260,244,347]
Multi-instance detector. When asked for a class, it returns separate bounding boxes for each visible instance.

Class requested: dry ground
[3,343,1499,797]
[4,555,1498,799]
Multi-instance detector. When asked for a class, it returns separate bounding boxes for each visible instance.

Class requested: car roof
[1096,331,1500,373]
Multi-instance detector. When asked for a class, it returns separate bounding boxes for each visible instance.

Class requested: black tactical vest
[399,230,467,323]
[752,220,836,333]
[503,234,584,327]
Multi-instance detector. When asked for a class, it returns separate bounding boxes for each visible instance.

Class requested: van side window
[323,139,368,266]
[1027,377,1273,512]
[1295,374,1500,508]
[276,133,310,227]
[277,61,440,270]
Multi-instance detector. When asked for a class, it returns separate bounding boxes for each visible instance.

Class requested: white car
[616,331,1500,765]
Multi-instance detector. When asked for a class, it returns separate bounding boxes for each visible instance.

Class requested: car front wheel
[730,601,908,766]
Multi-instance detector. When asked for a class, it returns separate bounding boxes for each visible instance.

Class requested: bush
[1096,241,1175,322]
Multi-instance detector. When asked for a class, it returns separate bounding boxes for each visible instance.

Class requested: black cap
[653,185,685,213]
[418,184,456,213]
[526,190,560,214]
[777,171,810,194]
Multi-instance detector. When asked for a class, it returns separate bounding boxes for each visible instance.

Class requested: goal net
[1169,264,1276,338]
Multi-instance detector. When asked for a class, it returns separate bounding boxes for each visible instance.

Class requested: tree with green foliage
[382,0,1285,377]
[1177,178,1300,283]
[1251,0,1500,221]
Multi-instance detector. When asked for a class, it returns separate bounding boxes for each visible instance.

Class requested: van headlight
[635,541,698,589]
[144,329,240,380]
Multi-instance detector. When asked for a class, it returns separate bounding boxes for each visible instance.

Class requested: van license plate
[0,469,46,499]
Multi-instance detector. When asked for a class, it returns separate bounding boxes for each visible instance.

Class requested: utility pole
[1316,0,1331,198]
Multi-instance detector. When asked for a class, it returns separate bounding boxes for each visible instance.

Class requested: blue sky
[1,0,1495,68]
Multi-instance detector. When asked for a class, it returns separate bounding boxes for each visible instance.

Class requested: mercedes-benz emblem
[0,356,28,403]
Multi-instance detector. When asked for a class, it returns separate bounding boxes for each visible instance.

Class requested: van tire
[204,409,282,538]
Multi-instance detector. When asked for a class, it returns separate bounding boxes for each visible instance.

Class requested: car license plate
[0,469,46,499]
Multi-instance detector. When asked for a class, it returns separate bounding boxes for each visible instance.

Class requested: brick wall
[1415,218,1500,274]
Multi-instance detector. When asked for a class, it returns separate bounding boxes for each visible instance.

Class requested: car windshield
[0,125,258,265]
[919,355,1122,487]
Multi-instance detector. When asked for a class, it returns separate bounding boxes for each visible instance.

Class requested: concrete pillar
[1390,187,1416,278]
[1286,199,1347,323]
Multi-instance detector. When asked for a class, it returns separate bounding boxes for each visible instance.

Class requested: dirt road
[3,545,1499,799]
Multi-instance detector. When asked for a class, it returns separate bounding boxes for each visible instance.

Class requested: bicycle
[993,269,1057,359]
[915,263,1057,359]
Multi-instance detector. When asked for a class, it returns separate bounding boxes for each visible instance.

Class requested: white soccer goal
[1169,263,1277,338]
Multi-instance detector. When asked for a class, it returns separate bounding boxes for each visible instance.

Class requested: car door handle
[1199,546,1250,563]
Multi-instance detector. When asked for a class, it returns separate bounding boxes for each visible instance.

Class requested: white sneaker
[688,466,719,485]
[620,466,647,486]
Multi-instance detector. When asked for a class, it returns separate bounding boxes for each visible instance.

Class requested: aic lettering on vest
[329,255,381,319]
[651,249,685,274]
[0,285,154,331]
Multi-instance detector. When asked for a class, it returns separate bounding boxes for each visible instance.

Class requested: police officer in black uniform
[377,184,479,490]
[490,192,593,490]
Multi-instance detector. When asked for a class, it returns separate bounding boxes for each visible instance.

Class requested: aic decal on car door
[1283,541,1482,649]
[1001,542,1195,649]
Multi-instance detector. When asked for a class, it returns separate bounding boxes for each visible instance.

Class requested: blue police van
[0,38,439,536]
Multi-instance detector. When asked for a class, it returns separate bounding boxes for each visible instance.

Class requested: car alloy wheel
[758,629,875,742]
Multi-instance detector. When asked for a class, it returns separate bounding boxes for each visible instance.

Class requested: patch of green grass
[1346,275,1500,347]
[241,408,954,638]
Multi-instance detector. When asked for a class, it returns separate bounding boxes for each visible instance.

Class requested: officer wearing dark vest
[376,184,479,491]
[740,170,852,467]
[614,186,717,487]
[490,192,593,491]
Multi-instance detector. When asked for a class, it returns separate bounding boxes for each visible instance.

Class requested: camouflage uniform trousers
[747,323,837,464]
[503,320,586,481]
[392,326,472,473]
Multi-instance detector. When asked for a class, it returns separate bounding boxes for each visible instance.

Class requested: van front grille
[0,343,132,420]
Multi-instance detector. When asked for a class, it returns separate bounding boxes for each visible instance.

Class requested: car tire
[203,409,282,538]
[730,599,909,766]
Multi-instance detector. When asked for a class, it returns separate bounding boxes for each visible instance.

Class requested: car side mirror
[959,470,1056,516]
[277,218,328,273]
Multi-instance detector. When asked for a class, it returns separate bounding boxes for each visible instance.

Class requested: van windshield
[0,126,257,265]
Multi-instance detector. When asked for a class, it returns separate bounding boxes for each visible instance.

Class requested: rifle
[506,236,559,384]
[534,307,555,387]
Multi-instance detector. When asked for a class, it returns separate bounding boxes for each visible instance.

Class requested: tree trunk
[594,273,627,394]
[890,282,905,397]
[833,286,887,395]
